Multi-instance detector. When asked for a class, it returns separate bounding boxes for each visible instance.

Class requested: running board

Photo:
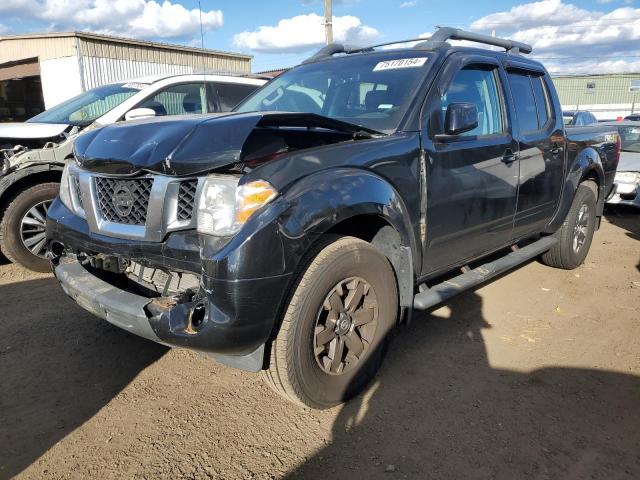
[413,236,558,310]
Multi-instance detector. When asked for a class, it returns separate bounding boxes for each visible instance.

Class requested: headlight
[615,171,640,184]
[197,175,277,236]
[59,162,74,211]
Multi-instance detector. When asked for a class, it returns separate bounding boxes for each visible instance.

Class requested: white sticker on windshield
[122,82,147,90]
[373,57,428,71]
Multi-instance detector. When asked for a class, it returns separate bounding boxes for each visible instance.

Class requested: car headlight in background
[197,175,277,236]
[59,162,74,211]
[615,171,640,185]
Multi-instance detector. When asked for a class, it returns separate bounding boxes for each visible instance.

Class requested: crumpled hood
[0,122,70,141]
[73,111,375,176]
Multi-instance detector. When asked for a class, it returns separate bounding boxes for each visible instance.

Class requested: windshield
[28,83,144,126]
[618,125,640,153]
[235,51,433,133]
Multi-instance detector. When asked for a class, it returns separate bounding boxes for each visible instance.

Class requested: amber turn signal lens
[236,180,277,224]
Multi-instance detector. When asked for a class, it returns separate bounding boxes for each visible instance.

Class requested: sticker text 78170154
[373,57,428,72]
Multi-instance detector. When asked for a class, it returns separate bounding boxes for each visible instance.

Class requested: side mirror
[443,102,478,136]
[124,108,156,122]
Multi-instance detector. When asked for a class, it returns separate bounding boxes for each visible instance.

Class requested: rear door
[505,68,564,238]
[421,54,520,274]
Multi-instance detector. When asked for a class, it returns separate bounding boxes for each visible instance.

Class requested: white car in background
[0,73,266,271]
[602,121,640,209]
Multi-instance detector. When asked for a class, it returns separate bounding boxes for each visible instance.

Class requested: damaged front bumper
[47,199,294,372]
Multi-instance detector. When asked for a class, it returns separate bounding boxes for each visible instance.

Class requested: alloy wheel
[20,200,51,258]
[313,277,379,375]
[573,203,589,254]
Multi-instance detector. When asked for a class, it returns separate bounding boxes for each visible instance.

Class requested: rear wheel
[0,183,58,272]
[540,181,597,270]
[262,236,398,409]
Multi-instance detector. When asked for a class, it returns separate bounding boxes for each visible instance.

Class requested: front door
[422,57,519,275]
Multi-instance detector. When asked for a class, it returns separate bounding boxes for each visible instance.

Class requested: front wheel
[262,236,399,409]
[540,181,597,270]
[0,183,59,272]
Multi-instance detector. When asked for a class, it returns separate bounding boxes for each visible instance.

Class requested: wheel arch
[0,166,63,219]
[545,147,605,234]
[276,169,418,310]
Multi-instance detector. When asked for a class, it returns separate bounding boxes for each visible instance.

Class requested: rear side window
[441,66,504,137]
[530,76,550,127]
[508,71,553,133]
[507,72,538,132]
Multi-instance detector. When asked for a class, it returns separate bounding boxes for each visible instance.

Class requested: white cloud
[470,0,640,74]
[233,13,379,53]
[0,0,223,40]
[400,1,417,7]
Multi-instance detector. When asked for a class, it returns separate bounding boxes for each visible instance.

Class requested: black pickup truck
[46,28,619,408]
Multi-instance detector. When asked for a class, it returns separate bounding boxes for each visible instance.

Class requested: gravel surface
[1,209,638,480]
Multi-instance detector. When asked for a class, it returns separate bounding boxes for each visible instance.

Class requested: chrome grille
[95,177,153,225]
[72,175,84,210]
[177,180,198,221]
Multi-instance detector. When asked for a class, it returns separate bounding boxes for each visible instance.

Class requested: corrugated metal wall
[80,57,194,90]
[552,73,640,118]
[0,37,76,64]
[78,37,250,90]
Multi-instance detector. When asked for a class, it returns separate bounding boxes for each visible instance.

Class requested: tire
[0,182,59,272]
[262,235,399,409]
[540,181,597,270]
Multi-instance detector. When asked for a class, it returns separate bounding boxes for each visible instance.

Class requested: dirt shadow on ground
[286,292,640,480]
[605,206,640,242]
[0,277,167,479]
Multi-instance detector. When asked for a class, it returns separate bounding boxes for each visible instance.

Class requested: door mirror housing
[443,102,478,136]
[124,107,156,122]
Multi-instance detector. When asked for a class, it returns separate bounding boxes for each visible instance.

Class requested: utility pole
[324,0,333,45]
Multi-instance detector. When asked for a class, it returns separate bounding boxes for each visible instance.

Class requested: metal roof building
[0,32,252,121]
[552,73,640,120]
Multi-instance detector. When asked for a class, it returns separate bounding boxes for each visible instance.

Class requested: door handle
[502,150,519,164]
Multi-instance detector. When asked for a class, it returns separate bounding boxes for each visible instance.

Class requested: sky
[1,0,639,74]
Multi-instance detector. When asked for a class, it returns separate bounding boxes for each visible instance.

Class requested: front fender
[545,146,605,234]
[282,168,417,255]
[201,168,417,284]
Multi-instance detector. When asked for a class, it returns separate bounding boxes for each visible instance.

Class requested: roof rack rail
[416,27,532,55]
[301,26,532,64]
[301,43,362,64]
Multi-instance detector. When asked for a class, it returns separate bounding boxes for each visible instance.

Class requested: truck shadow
[0,277,167,479]
[604,205,640,242]
[286,291,640,479]
[604,206,640,272]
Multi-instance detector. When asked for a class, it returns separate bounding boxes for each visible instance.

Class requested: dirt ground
[1,208,638,480]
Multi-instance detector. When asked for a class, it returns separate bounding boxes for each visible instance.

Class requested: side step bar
[413,236,558,310]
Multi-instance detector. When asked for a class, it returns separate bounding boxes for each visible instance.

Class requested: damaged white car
[603,121,640,209]
[0,73,266,271]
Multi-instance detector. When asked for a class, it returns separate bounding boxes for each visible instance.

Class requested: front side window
[441,66,504,137]
[138,83,206,117]
[213,83,259,111]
